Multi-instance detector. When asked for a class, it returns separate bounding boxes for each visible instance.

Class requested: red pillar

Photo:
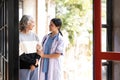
[93,0,102,80]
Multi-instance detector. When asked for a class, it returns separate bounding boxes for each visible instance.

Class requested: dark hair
[51,18,63,36]
[19,15,33,31]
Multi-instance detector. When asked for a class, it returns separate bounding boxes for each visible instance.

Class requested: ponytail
[59,30,63,36]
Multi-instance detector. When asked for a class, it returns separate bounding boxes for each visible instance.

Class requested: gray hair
[19,15,33,31]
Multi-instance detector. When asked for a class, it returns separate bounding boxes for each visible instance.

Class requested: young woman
[38,18,65,80]
[19,15,41,80]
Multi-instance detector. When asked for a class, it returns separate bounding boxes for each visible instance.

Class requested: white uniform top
[39,33,65,80]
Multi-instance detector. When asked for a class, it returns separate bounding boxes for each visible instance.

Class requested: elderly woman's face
[27,20,35,30]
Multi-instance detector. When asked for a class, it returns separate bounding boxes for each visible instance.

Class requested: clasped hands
[30,44,44,71]
[36,44,44,58]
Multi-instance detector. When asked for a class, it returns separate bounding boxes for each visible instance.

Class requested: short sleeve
[55,38,65,55]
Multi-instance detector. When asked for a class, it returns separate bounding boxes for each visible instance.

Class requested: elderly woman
[19,15,41,80]
[38,18,65,80]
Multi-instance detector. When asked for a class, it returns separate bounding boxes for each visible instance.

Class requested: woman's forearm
[43,53,61,58]
[37,48,61,58]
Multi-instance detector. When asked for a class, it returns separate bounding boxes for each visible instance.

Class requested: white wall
[37,0,46,42]
[22,0,36,32]
[37,0,55,42]
[23,0,36,18]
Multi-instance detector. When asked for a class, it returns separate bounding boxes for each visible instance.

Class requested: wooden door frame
[8,0,19,80]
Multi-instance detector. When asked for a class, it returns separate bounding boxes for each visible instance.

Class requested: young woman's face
[49,21,58,32]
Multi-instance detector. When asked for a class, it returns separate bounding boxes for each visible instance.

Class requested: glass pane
[101,0,107,24]
[102,66,107,80]
[113,61,120,80]
[101,28,107,52]
[102,60,120,80]
[19,0,23,21]
[101,0,107,52]
[102,60,107,80]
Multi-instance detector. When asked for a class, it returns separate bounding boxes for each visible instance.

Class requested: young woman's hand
[37,49,44,58]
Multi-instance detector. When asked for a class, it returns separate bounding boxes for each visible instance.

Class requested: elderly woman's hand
[30,65,35,71]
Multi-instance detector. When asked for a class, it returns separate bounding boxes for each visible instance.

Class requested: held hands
[37,49,44,58]
[36,44,42,51]
[36,44,44,57]
[30,44,43,71]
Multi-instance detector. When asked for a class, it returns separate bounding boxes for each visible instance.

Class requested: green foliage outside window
[54,0,92,46]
